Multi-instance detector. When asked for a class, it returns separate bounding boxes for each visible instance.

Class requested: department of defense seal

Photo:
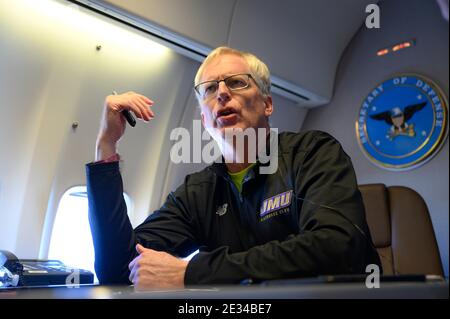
[356,74,448,170]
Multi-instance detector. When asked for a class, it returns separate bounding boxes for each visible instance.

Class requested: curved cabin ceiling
[77,0,378,106]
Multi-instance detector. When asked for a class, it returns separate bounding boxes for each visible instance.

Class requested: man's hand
[95,92,154,161]
[128,244,188,291]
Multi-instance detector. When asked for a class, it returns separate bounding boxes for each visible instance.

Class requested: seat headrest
[359,183,391,247]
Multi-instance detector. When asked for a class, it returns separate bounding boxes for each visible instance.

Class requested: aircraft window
[48,186,132,284]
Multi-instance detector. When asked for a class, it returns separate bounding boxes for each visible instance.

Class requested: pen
[112,91,136,127]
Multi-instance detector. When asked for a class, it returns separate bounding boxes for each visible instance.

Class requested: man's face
[198,54,273,139]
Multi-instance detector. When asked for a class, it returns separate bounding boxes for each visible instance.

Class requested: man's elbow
[325,229,371,275]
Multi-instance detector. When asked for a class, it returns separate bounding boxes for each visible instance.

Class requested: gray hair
[194,46,271,98]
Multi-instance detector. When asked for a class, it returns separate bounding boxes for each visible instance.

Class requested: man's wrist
[179,260,189,288]
[95,137,118,161]
[94,153,120,164]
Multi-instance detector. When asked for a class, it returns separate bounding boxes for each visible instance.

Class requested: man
[86,46,381,290]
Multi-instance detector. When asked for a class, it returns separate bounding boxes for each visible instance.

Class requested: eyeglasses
[194,73,253,99]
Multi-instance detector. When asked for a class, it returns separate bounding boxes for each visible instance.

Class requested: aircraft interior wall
[0,0,307,261]
[0,0,448,285]
[302,0,449,276]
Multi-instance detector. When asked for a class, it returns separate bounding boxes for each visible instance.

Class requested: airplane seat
[359,183,443,276]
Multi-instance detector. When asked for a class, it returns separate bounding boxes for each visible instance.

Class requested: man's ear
[200,112,206,128]
[264,96,273,117]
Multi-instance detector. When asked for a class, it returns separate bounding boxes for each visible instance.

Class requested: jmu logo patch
[260,190,293,220]
[356,75,448,171]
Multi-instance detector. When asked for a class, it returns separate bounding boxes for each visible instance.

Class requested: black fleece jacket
[86,130,381,285]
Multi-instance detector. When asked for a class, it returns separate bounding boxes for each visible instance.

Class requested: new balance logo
[216,203,228,216]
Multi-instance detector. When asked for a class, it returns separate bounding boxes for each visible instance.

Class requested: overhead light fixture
[376,48,389,56]
[2,0,170,60]
[392,41,413,52]
[377,39,416,57]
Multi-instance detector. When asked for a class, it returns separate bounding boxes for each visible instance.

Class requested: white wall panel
[228,0,373,102]
[0,0,198,257]
[98,0,375,105]
[103,0,237,50]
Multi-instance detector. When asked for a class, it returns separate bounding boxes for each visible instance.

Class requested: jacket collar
[208,129,278,180]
